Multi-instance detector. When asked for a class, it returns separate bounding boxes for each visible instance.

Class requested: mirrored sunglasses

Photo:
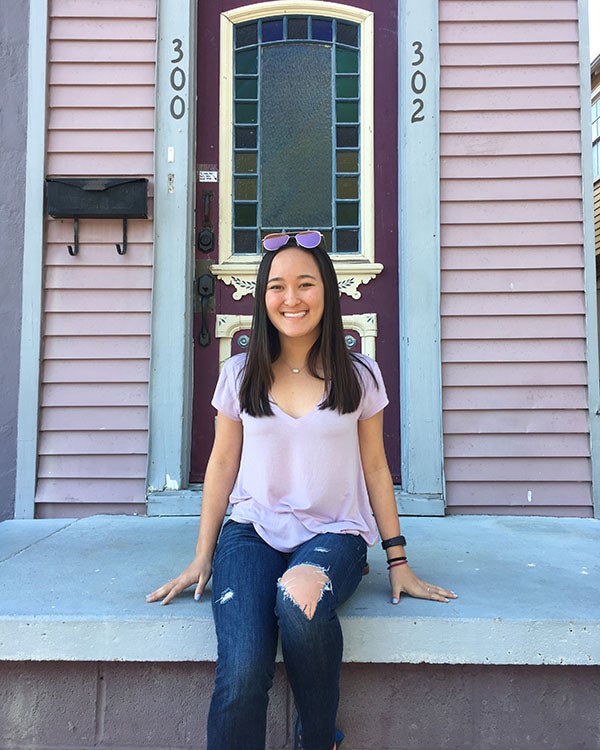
[262,230,324,252]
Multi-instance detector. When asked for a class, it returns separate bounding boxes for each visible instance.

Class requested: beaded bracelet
[386,556,407,565]
[388,560,408,570]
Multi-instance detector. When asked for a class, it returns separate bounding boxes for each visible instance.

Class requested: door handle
[197,273,215,347]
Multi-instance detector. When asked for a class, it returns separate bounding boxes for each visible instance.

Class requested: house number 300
[170,38,186,120]
[410,41,426,123]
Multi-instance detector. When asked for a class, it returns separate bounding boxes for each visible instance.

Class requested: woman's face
[264,247,325,346]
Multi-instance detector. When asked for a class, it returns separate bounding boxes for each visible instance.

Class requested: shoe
[293,715,344,749]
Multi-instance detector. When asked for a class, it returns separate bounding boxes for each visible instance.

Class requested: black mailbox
[45,177,148,256]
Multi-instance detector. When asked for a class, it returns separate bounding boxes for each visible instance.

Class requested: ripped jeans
[207,520,367,750]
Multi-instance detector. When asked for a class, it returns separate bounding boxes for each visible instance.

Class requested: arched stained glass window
[232,15,361,255]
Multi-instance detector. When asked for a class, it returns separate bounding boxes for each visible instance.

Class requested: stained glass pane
[337,177,358,199]
[337,202,359,225]
[336,48,358,74]
[337,21,359,47]
[235,127,257,149]
[236,78,257,99]
[312,18,333,41]
[262,18,284,42]
[337,229,359,252]
[336,151,358,173]
[236,48,258,75]
[235,177,257,201]
[261,44,332,229]
[336,76,358,98]
[236,102,258,124]
[337,126,358,148]
[234,230,257,253]
[288,17,308,39]
[336,101,359,123]
[236,22,258,48]
[235,152,257,174]
[235,203,257,226]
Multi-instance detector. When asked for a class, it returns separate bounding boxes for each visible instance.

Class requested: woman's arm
[358,411,457,604]
[146,412,243,605]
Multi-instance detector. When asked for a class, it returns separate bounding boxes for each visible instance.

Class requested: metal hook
[115,217,127,255]
[67,218,79,256]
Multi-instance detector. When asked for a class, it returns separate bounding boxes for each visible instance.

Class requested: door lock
[197,190,215,253]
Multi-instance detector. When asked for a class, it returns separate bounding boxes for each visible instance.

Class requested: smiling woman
[147,233,456,750]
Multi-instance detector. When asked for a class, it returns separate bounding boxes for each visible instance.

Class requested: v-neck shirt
[211,352,389,553]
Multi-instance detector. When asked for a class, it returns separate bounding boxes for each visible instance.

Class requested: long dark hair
[239,240,374,416]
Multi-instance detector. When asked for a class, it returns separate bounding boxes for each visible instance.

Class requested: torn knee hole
[279,564,332,620]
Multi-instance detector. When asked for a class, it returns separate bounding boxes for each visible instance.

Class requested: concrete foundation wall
[1,662,599,750]
[0,3,28,521]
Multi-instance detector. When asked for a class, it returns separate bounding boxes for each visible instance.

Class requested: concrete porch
[0,514,599,749]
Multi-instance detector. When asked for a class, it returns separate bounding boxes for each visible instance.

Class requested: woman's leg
[275,533,367,750]
[207,521,287,750]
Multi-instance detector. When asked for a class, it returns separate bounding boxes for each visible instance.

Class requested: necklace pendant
[291,368,301,374]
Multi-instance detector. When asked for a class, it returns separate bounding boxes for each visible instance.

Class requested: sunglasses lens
[262,234,290,251]
[294,231,323,249]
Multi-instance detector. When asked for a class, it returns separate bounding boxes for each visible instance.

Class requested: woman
[146,231,456,750]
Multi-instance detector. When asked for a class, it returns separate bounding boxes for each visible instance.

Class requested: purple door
[190,1,400,482]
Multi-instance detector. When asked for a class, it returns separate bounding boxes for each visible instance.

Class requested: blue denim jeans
[206,520,368,750]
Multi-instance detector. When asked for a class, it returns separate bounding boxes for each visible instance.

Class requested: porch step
[0,514,599,665]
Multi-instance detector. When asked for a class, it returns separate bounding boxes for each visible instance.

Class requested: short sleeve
[356,355,389,420]
[211,354,244,421]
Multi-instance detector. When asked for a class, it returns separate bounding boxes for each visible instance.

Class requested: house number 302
[170,38,186,120]
[410,41,426,123]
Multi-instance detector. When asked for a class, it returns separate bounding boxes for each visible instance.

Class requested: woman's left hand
[389,563,457,604]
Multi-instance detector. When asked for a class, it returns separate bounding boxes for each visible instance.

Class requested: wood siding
[439,0,592,515]
[37,0,156,517]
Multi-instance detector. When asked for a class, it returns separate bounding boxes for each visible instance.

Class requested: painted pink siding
[37,0,156,517]
[439,0,592,514]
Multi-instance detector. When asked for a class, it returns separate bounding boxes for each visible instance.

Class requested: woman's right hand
[145,558,213,606]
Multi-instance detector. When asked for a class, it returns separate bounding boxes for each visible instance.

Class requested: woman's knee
[277,563,333,621]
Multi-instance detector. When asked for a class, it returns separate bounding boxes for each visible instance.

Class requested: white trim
[398,0,445,503]
[15,0,49,519]
[146,0,197,493]
[212,3,379,299]
[578,0,600,519]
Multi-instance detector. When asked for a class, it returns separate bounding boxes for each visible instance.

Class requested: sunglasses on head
[262,230,324,252]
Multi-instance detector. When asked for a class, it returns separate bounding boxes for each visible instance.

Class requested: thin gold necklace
[280,359,306,374]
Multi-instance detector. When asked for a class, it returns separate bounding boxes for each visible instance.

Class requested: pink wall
[439,0,592,515]
[37,0,156,518]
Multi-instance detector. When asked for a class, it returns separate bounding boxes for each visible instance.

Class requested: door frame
[147,0,445,515]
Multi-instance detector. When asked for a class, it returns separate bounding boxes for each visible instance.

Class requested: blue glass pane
[262,18,284,42]
[235,177,257,201]
[261,44,333,229]
[312,18,333,41]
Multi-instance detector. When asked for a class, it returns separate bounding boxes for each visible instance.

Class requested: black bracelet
[386,556,407,564]
[381,535,406,550]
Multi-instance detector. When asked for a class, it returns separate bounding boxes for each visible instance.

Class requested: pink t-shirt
[211,352,389,552]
